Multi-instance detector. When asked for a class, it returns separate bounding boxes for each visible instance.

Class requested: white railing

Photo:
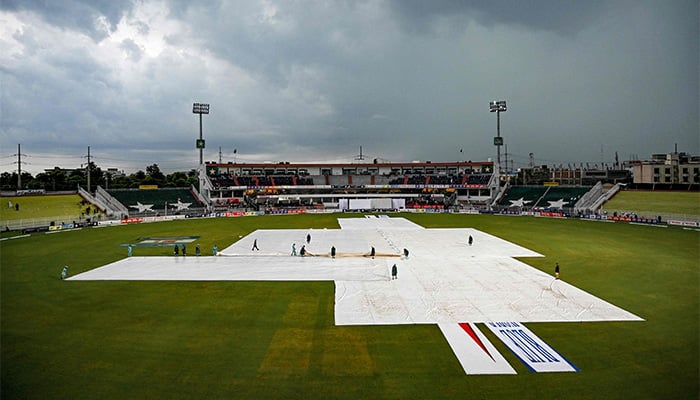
[95,186,128,216]
[574,182,603,211]
[191,184,209,209]
[78,186,111,214]
[490,181,509,207]
[589,183,621,211]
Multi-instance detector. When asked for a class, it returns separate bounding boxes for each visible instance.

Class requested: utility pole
[85,146,91,193]
[219,146,222,164]
[355,145,364,161]
[13,144,26,190]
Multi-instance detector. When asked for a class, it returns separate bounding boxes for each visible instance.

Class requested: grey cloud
[1,0,133,40]
[120,38,143,62]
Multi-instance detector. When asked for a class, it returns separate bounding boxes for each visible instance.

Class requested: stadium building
[628,151,700,189]
[74,157,624,221]
[201,160,497,212]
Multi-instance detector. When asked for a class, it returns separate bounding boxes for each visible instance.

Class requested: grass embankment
[0,194,95,222]
[1,213,698,399]
[604,190,700,216]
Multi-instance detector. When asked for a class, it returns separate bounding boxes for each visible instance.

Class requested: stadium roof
[205,160,494,168]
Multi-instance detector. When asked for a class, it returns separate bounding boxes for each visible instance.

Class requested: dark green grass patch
[1,213,698,399]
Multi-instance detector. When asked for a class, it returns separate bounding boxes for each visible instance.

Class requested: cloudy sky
[1,0,698,174]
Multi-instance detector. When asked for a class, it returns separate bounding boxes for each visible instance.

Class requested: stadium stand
[538,186,591,208]
[106,188,203,217]
[209,174,315,188]
[497,185,593,211]
[497,186,549,206]
[467,174,492,185]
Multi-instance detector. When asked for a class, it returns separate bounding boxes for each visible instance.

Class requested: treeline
[0,163,198,191]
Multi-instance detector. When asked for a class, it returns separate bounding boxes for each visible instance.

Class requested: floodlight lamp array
[489,100,507,112]
[192,103,210,114]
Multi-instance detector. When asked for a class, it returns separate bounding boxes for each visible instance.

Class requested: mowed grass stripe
[321,327,374,377]
[257,291,322,377]
[258,327,314,377]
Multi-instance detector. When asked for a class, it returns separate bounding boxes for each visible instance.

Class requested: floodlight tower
[489,100,507,174]
[192,102,210,165]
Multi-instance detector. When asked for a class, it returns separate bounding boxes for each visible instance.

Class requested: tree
[67,174,83,189]
[45,167,68,191]
[146,164,165,185]
[0,164,205,192]
[129,170,146,187]
[27,176,45,189]
[166,171,188,187]
[84,161,104,190]
[0,172,35,190]
[0,172,13,190]
[109,174,131,189]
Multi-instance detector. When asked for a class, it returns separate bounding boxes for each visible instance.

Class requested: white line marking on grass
[46,228,83,234]
[629,222,667,228]
[0,234,30,241]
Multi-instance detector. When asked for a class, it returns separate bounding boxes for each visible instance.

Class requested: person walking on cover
[403,248,409,258]
[306,233,311,244]
[300,245,306,257]
[370,246,375,259]
[391,264,398,280]
[468,235,473,246]
[291,243,297,256]
[252,239,259,251]
[555,262,560,279]
[174,244,179,256]
[127,244,133,257]
[182,244,187,256]
[195,244,201,256]
[212,244,218,256]
[61,266,68,280]
[331,246,336,259]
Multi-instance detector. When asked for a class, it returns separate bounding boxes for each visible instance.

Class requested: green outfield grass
[604,190,700,215]
[1,213,698,399]
[0,194,95,222]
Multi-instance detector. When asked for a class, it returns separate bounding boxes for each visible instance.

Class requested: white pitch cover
[486,321,578,373]
[438,322,516,375]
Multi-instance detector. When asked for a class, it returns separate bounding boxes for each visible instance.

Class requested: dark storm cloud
[0,1,697,174]
[388,0,610,35]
